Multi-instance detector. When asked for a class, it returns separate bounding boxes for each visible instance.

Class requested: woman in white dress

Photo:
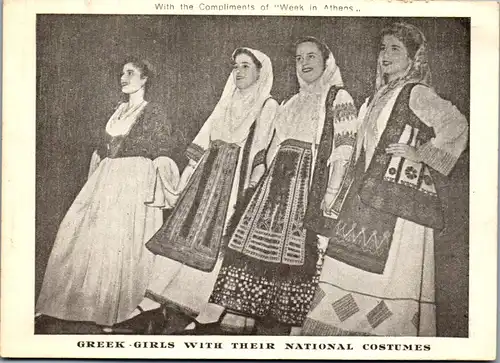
[36,59,182,329]
[301,22,469,336]
[115,48,279,334]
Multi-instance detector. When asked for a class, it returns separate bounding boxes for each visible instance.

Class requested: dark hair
[380,22,425,59]
[232,48,263,69]
[294,36,330,65]
[121,58,154,96]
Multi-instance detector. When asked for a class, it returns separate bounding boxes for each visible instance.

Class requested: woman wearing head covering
[113,48,279,333]
[301,22,469,336]
[204,37,358,334]
[35,59,183,328]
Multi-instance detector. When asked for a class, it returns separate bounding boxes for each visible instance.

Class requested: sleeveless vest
[323,83,445,274]
[303,85,342,235]
[359,83,444,230]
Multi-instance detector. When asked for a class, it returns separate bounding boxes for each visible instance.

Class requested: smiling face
[232,53,260,90]
[379,34,411,82]
[120,63,147,94]
[295,41,325,84]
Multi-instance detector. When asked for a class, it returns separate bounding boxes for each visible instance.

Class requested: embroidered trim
[335,133,356,148]
[367,300,393,329]
[416,142,458,176]
[333,220,392,257]
[209,259,319,325]
[332,293,360,322]
[228,139,312,266]
[382,124,437,196]
[357,83,445,230]
[333,102,357,124]
[186,143,205,162]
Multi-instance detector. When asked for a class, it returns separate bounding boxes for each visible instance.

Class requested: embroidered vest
[98,103,171,160]
[321,83,445,274]
[359,83,444,230]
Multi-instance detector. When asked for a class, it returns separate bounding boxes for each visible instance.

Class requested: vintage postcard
[1,0,498,359]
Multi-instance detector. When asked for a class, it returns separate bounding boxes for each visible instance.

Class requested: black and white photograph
[1,0,498,360]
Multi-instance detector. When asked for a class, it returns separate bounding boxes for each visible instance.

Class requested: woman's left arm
[387,85,469,176]
[248,98,279,188]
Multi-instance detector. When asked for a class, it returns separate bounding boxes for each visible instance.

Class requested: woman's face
[233,53,260,90]
[120,63,147,94]
[379,35,411,82]
[296,41,325,84]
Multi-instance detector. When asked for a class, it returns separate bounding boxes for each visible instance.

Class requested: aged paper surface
[1,0,498,359]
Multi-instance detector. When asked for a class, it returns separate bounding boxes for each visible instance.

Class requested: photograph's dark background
[36,15,470,336]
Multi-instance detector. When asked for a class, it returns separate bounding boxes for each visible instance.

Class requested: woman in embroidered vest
[116,48,278,333]
[301,23,469,336]
[205,37,358,335]
[35,59,183,329]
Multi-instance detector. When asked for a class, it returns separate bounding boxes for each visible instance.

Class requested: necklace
[118,100,146,120]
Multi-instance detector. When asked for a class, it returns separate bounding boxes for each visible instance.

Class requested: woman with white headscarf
[301,23,468,336]
[112,47,278,334]
[206,37,358,335]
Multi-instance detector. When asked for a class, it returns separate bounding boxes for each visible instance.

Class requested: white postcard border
[1,0,498,359]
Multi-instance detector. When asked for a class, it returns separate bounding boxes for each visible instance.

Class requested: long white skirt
[36,157,162,326]
[302,218,436,336]
[146,258,223,316]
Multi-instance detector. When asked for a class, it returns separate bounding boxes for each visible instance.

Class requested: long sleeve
[410,85,469,176]
[265,103,288,167]
[328,89,359,165]
[251,98,279,169]
[326,89,359,193]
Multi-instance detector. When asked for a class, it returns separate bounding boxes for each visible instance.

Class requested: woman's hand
[177,160,197,192]
[320,158,348,214]
[249,164,265,188]
[386,143,422,163]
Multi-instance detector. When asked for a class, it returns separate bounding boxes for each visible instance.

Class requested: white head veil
[194,48,273,146]
[276,38,344,145]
